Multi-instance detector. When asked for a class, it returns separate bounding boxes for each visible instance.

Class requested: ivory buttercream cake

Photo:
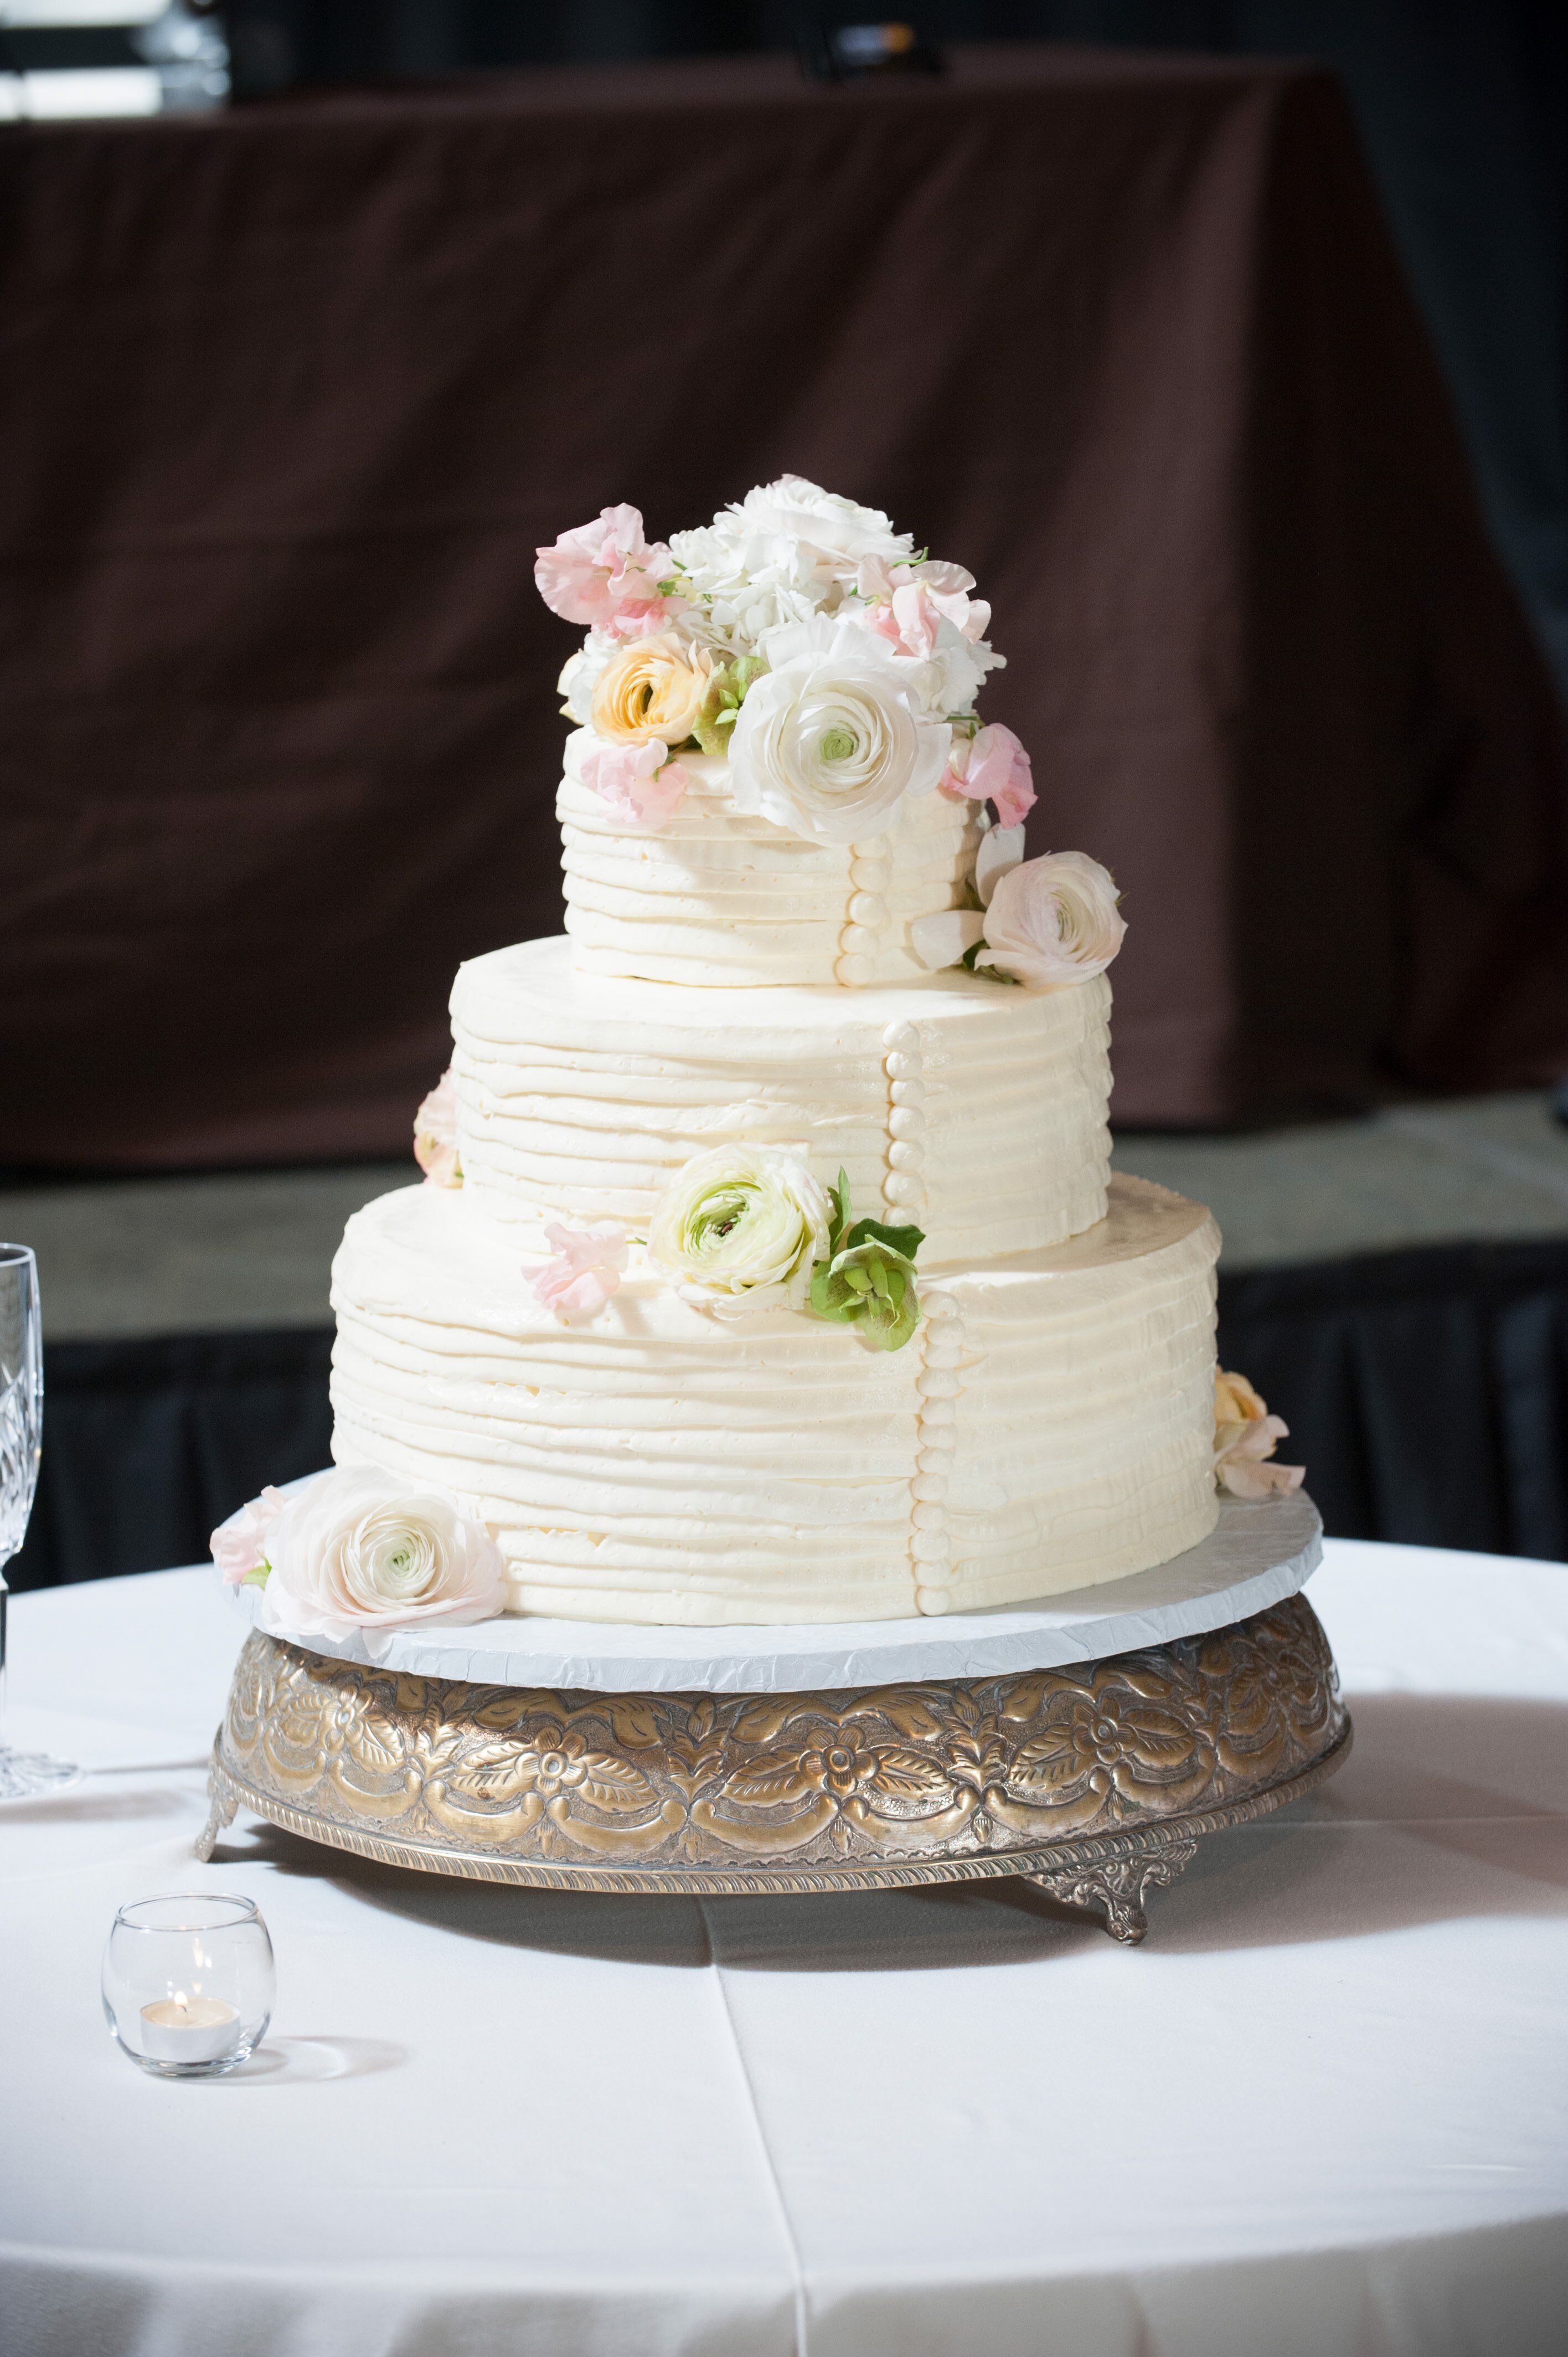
[327,479,1224,1626]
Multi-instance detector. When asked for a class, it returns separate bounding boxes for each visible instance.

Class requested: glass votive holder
[102,1893,274,2077]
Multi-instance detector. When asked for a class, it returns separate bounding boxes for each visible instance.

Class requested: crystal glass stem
[0,1242,79,1800]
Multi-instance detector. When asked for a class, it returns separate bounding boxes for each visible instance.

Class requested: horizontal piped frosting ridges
[559,735,981,987]
[449,936,1112,1264]
[328,1174,1220,1627]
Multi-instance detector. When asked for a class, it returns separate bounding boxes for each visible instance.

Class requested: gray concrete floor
[3,1093,1568,1342]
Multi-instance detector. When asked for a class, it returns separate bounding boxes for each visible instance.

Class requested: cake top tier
[535,476,1128,999]
[537,479,1042,990]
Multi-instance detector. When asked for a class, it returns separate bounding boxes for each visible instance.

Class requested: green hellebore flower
[809,1237,922,1353]
[692,656,767,757]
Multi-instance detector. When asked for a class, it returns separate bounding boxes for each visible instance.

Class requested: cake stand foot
[195,1763,238,1862]
[1022,1836,1198,1945]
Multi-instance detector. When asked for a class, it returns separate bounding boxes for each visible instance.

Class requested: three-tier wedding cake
[301,478,1247,1630]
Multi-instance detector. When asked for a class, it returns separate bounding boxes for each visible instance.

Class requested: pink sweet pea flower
[414,1069,461,1187]
[534,505,682,639]
[940,722,1036,829]
[919,560,992,644]
[212,1485,287,1586]
[579,739,690,830]
[856,557,992,646]
[528,1223,631,1324]
[862,579,944,660]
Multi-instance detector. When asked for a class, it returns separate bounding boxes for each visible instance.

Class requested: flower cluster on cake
[215,476,1303,1636]
[538,477,1125,990]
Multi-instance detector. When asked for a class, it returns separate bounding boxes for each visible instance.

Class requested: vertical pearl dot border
[880,1018,927,1224]
[834,838,892,986]
[911,1288,970,1615]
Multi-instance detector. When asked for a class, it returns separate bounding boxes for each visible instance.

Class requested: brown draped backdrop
[2,43,1565,1166]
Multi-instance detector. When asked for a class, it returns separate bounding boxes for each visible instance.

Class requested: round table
[2,1542,1565,2357]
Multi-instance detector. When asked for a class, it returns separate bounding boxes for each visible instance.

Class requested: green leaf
[826,1169,853,1258]
[842,1215,925,1261]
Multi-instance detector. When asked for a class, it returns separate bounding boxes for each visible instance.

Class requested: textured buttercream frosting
[450,936,1111,1264]
[329,1173,1220,1626]
[559,737,982,987]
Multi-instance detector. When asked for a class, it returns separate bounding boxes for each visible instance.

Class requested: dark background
[221,0,1568,713]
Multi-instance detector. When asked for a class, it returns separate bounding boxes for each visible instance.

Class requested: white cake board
[226,1488,1321,1695]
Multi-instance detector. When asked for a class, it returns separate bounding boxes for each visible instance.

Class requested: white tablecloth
[2,1543,1565,2357]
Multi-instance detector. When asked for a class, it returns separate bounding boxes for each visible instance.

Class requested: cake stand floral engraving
[199,1583,1349,1946]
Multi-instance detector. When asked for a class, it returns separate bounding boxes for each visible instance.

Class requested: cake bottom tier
[329,1173,1221,1626]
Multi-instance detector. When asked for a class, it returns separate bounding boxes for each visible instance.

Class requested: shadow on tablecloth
[208,1693,1568,1969]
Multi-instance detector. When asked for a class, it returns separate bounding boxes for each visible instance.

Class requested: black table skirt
[10,1238,1568,1592]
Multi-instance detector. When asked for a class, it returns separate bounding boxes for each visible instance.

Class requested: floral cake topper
[535,476,1032,847]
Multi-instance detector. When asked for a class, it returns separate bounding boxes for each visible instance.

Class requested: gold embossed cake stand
[199,1498,1349,1944]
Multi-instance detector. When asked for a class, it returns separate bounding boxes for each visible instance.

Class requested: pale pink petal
[916,560,977,597]
[553,1267,618,1319]
[414,1069,461,1186]
[888,582,942,660]
[528,1222,630,1324]
[974,824,1026,907]
[961,723,1036,828]
[1221,1413,1293,1465]
[534,506,683,637]
[1219,1459,1307,1500]
[910,908,987,971]
[579,740,689,831]
[212,1485,287,1584]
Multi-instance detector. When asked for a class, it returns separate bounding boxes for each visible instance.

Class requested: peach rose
[591,633,713,747]
[1213,1368,1306,1500]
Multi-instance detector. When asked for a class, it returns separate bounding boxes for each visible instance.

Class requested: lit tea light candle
[139,1991,241,2063]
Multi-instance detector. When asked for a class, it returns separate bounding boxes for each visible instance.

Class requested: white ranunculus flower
[727,616,949,843]
[254,1465,507,1639]
[979,850,1127,989]
[911,835,1127,991]
[648,1143,832,1315]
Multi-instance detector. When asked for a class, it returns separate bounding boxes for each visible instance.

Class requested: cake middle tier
[451,936,1112,1263]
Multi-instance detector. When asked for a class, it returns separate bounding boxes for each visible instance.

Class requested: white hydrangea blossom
[669,475,914,655]
[556,632,620,725]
